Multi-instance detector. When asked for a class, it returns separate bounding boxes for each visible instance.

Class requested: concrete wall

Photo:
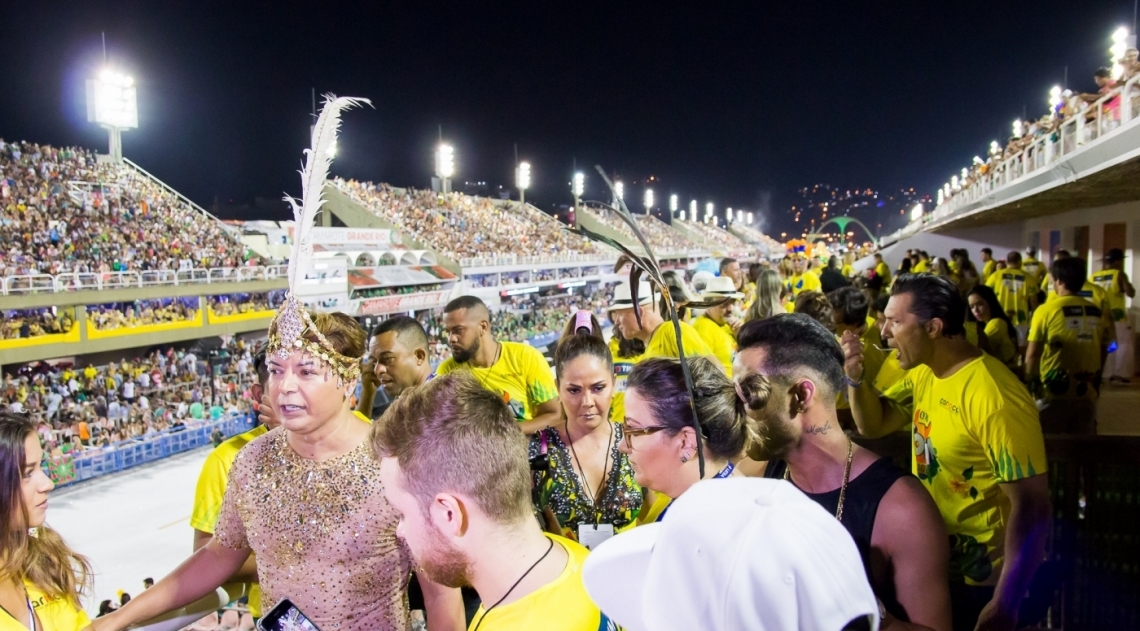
[860,223,1022,272]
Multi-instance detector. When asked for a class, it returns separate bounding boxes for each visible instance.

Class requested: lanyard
[656,462,735,522]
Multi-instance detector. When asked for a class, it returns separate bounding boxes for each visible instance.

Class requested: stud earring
[680,454,689,463]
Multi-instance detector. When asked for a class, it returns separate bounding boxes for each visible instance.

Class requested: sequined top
[214,428,412,631]
[528,424,643,540]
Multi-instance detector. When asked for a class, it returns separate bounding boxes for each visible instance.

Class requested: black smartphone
[257,598,321,631]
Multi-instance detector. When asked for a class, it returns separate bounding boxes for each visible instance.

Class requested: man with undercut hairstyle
[436,296,560,434]
[736,313,952,631]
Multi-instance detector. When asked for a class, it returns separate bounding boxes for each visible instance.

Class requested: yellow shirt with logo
[1028,295,1110,400]
[881,354,1046,587]
[437,341,558,422]
[691,315,735,377]
[785,272,822,297]
[986,268,1033,325]
[191,424,269,617]
[609,337,643,424]
[643,320,713,362]
[1091,268,1128,322]
[0,582,90,631]
[468,534,613,631]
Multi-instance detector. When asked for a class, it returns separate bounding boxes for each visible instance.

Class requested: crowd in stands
[87,298,201,331]
[940,42,1140,207]
[680,219,750,253]
[581,205,697,254]
[1,307,75,339]
[0,341,260,456]
[0,141,255,279]
[208,291,287,316]
[352,283,443,299]
[335,179,599,262]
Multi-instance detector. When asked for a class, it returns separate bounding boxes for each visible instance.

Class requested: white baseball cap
[582,478,880,631]
[608,281,654,312]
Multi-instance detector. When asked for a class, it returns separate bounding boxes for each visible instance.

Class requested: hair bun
[735,373,773,412]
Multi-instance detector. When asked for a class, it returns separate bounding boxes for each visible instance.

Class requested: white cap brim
[582,523,659,631]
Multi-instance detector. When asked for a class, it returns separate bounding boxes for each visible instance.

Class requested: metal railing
[121,158,241,237]
[892,74,1140,241]
[459,253,617,267]
[0,265,289,296]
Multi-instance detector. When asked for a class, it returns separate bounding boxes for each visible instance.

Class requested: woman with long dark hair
[0,412,92,630]
[967,284,1020,370]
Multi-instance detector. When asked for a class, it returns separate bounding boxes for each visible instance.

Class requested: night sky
[2,1,1133,235]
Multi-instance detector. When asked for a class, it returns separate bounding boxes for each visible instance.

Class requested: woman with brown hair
[0,412,92,630]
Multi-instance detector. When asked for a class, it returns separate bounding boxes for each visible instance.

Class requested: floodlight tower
[436,144,454,194]
[669,194,678,220]
[572,172,585,218]
[86,69,138,163]
[644,188,654,215]
[516,161,531,206]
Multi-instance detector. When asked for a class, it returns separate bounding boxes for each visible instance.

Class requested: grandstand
[671,219,751,256]
[576,204,704,257]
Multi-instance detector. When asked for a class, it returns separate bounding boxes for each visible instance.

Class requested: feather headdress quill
[267,95,370,386]
[568,165,730,477]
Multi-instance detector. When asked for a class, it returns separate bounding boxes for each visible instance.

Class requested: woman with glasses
[530,311,646,545]
[619,356,763,522]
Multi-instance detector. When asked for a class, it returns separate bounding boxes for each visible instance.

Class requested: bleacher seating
[580,206,700,255]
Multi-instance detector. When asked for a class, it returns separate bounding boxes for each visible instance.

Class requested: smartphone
[258,599,321,631]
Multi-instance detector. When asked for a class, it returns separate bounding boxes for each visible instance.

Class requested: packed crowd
[0,341,261,454]
[941,40,1140,206]
[335,179,599,262]
[352,283,444,300]
[580,205,697,254]
[0,140,254,278]
[678,219,750,252]
[1,307,75,339]
[208,291,287,316]
[87,298,201,331]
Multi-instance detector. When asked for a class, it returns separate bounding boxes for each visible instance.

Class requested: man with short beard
[372,372,610,631]
[437,296,560,434]
[736,314,951,631]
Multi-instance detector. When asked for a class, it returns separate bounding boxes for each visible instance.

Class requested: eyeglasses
[623,425,669,450]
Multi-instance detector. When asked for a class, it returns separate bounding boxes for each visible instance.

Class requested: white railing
[0,265,288,296]
[459,253,616,267]
[907,73,1140,236]
[121,158,241,238]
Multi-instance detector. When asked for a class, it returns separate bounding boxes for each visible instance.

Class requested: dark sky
[2,1,1133,234]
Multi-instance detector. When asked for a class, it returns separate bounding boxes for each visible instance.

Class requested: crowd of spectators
[87,298,201,331]
[0,342,260,457]
[352,283,444,300]
[941,45,1140,207]
[580,206,697,254]
[335,179,600,262]
[680,220,750,253]
[1,308,75,339]
[208,291,287,316]
[0,140,255,280]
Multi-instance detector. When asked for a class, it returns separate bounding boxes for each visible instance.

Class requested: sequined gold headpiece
[267,94,370,387]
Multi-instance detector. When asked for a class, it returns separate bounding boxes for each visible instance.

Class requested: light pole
[669,194,678,220]
[436,143,454,194]
[690,200,697,222]
[705,202,714,224]
[85,69,138,163]
[614,181,624,207]
[746,212,754,224]
[644,188,654,215]
[572,171,585,222]
[516,161,531,206]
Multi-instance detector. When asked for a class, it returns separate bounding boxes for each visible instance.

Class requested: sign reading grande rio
[308,227,403,247]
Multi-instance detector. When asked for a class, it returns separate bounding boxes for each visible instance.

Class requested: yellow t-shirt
[0,582,90,631]
[643,320,713,361]
[191,424,268,617]
[881,355,1046,586]
[609,337,643,424]
[1028,296,1110,400]
[437,341,558,422]
[785,272,822,297]
[981,259,996,283]
[986,269,1032,325]
[874,262,891,284]
[912,260,929,273]
[1091,268,1128,322]
[468,534,612,631]
[841,264,856,278]
[982,318,1018,367]
[1022,257,1045,290]
[690,315,735,377]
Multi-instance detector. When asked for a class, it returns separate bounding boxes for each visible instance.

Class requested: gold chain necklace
[785,434,853,521]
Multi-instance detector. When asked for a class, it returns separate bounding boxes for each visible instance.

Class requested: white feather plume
[285,94,371,291]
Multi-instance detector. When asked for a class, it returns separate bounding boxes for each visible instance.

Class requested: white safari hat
[608,281,654,312]
[700,275,745,300]
[582,478,880,631]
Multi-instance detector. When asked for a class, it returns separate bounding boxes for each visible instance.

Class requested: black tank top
[765,457,909,621]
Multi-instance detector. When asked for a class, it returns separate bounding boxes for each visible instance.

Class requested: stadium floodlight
[746,212,753,224]
[689,199,697,221]
[1111,27,1130,78]
[1012,119,1023,139]
[679,210,687,221]
[960,167,968,181]
[86,69,138,162]
[572,172,585,198]
[669,194,678,213]
[706,202,714,218]
[436,144,454,193]
[736,209,744,223]
[615,181,625,202]
[1048,86,1063,114]
[516,161,531,205]
[951,175,960,190]
[644,188,654,213]
[726,207,733,222]
[937,189,945,205]
[910,203,924,222]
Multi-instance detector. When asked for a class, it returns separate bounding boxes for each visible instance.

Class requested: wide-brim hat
[700,275,745,300]
[608,281,654,311]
